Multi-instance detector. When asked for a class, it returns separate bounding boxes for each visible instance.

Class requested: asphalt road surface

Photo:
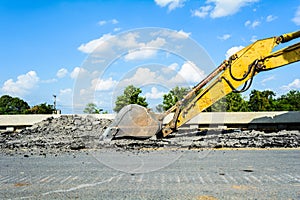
[1,149,299,199]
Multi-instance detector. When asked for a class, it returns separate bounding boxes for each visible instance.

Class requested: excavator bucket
[100,104,161,141]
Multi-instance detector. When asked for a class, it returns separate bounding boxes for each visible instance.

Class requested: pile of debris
[0,114,299,156]
[0,115,112,155]
[111,130,300,150]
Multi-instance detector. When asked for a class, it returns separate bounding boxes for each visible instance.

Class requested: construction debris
[0,115,299,156]
[109,130,300,150]
[0,115,111,156]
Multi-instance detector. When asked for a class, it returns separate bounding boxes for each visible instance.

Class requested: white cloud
[98,19,119,26]
[41,78,57,83]
[225,46,244,59]
[111,19,119,24]
[78,32,147,55]
[78,29,190,64]
[154,0,186,11]
[91,77,117,91]
[77,33,114,53]
[169,61,206,85]
[244,20,251,27]
[113,27,121,32]
[1,71,39,97]
[218,34,231,40]
[245,20,260,28]
[191,5,212,18]
[121,68,159,86]
[119,63,206,89]
[266,15,277,22]
[250,35,257,42]
[168,63,179,71]
[161,63,179,74]
[124,49,158,61]
[114,32,142,49]
[251,20,260,28]
[194,0,259,19]
[177,61,206,83]
[147,37,166,47]
[60,88,72,95]
[176,30,191,38]
[281,79,300,90]
[124,37,166,61]
[292,6,300,25]
[70,67,87,79]
[261,75,275,86]
[79,88,88,96]
[145,87,165,99]
[151,29,191,39]
[57,88,73,112]
[56,68,68,78]
[98,20,107,26]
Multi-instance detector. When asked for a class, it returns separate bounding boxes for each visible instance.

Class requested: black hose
[222,60,257,93]
[229,59,258,81]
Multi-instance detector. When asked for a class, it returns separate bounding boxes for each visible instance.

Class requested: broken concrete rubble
[0,115,112,155]
[0,115,299,156]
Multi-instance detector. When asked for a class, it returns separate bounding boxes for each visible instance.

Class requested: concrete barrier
[0,112,299,131]
[183,111,300,130]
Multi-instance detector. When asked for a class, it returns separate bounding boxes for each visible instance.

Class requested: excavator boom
[101,30,300,140]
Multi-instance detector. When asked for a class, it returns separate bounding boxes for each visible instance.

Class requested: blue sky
[0,0,299,113]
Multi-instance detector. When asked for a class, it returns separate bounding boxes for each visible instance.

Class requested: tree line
[0,95,54,114]
[1,85,299,114]
[112,85,300,113]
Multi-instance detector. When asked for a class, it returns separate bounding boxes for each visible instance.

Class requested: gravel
[0,115,299,156]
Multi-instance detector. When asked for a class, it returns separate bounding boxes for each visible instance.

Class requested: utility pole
[53,95,57,114]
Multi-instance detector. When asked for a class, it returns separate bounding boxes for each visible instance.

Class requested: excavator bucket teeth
[100,104,161,141]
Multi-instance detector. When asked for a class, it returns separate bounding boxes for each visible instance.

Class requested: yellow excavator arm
[161,30,300,137]
[101,30,300,141]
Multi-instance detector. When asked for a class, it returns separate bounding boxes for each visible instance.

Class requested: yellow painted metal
[280,30,300,43]
[263,42,300,71]
[162,31,300,137]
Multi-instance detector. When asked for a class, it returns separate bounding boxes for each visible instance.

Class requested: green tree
[25,103,54,114]
[161,86,190,111]
[206,97,226,112]
[114,85,148,112]
[0,95,30,114]
[225,93,249,112]
[207,92,253,112]
[248,90,276,111]
[83,103,103,114]
[275,90,300,111]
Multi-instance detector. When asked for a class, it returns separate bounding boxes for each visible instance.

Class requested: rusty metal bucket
[100,104,161,141]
